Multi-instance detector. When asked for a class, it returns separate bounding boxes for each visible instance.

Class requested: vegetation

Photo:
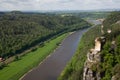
[58,25,101,80]
[58,11,120,80]
[77,12,110,19]
[99,35,120,80]
[0,11,91,59]
[103,11,120,29]
[0,11,92,80]
[0,33,67,80]
[56,12,110,20]
[100,11,120,80]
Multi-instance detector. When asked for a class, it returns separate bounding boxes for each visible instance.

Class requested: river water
[22,29,88,80]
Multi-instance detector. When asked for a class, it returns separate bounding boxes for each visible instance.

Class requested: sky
[0,0,120,11]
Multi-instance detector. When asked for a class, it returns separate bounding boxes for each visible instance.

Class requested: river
[21,19,102,80]
[21,29,88,80]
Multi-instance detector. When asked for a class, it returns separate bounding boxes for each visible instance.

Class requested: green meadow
[0,33,67,80]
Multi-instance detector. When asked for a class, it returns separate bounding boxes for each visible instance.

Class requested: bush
[112,64,120,75]
[0,62,6,69]
[14,55,20,61]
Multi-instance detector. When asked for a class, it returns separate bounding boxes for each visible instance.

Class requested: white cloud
[0,0,119,11]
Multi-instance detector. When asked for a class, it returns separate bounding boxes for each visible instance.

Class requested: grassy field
[0,33,68,80]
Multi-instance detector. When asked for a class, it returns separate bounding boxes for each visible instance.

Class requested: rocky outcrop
[83,37,106,80]
[101,25,104,34]
[116,20,120,24]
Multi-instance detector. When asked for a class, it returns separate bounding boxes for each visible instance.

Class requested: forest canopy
[0,11,91,58]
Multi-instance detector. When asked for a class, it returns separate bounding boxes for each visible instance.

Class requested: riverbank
[0,33,68,80]
[19,32,75,80]
[58,25,101,80]
[21,29,88,80]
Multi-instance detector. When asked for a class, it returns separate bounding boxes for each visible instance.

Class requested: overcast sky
[0,0,120,11]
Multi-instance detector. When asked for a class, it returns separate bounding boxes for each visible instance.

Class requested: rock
[109,41,116,53]
[83,36,106,80]
[95,37,101,51]
[116,20,120,24]
[96,72,101,80]
[107,29,112,33]
[112,75,116,80]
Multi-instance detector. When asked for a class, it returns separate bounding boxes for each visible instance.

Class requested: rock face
[83,37,105,80]
[101,25,104,35]
[95,37,101,52]
[116,20,120,24]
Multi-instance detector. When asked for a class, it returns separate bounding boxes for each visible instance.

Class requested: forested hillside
[0,11,91,58]
[103,11,120,38]
[58,25,101,80]
[58,11,120,80]
[100,11,120,80]
[56,12,110,20]
[76,12,110,19]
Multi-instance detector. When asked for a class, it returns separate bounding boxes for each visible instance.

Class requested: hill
[58,11,120,80]
[0,12,91,58]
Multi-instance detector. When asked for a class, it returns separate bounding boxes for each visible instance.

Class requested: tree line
[0,11,91,59]
[58,11,120,80]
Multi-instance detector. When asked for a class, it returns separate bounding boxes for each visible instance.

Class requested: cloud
[0,0,119,11]
[58,0,76,3]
